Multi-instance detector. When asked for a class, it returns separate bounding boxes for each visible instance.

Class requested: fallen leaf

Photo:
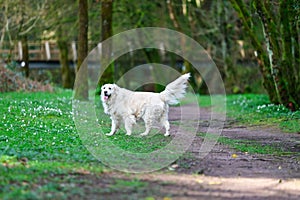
[232,154,238,158]
[208,181,222,185]
[196,179,204,184]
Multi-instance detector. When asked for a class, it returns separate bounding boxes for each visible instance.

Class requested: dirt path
[79,104,300,200]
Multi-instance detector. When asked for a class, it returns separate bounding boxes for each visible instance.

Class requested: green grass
[197,94,300,156]
[0,90,96,162]
[198,94,300,133]
[1,91,299,199]
[197,133,292,156]
[0,90,179,199]
[0,90,105,199]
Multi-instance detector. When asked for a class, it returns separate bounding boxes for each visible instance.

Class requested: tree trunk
[21,35,29,78]
[229,0,300,110]
[56,25,72,89]
[57,39,72,89]
[74,0,89,100]
[98,0,114,87]
[278,0,299,110]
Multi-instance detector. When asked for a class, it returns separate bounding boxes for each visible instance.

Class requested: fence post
[18,41,23,60]
[71,41,77,61]
[45,41,51,60]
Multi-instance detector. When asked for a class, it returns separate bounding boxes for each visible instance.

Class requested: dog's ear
[112,84,118,90]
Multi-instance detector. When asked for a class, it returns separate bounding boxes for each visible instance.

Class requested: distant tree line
[0,0,299,109]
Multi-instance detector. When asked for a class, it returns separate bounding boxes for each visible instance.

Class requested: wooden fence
[0,41,77,62]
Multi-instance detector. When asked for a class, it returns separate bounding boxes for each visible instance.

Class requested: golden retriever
[101,73,190,136]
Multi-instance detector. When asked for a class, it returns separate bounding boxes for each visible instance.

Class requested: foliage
[229,0,300,110]
[0,65,53,92]
[0,0,47,42]
[0,0,264,94]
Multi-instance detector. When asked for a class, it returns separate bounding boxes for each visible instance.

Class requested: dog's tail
[160,73,190,105]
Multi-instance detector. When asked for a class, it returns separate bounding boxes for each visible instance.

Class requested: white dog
[101,73,190,137]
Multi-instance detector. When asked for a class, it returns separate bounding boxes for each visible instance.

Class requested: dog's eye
[108,87,111,90]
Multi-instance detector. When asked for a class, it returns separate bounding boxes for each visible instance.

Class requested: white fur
[101,73,190,137]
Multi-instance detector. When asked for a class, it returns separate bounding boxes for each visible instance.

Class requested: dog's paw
[164,133,170,137]
[125,132,132,136]
[106,132,114,136]
[140,132,148,136]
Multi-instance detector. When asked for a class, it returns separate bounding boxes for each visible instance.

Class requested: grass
[0,90,105,199]
[0,90,179,199]
[199,94,300,133]
[1,90,299,199]
[197,94,300,156]
[229,94,300,133]
[0,90,97,162]
[197,132,291,156]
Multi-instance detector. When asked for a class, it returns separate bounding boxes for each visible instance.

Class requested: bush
[0,64,53,93]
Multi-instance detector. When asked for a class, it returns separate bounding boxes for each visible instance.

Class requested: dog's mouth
[103,94,111,101]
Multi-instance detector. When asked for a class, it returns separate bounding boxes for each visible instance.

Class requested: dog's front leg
[124,115,136,136]
[106,117,119,136]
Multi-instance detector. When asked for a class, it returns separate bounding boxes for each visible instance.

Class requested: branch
[166,0,182,31]
[228,0,263,54]
[19,16,41,36]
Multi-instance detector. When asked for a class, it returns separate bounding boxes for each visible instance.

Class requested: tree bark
[98,0,114,87]
[74,0,89,100]
[57,40,72,89]
[229,0,300,110]
[56,25,72,89]
[21,35,29,78]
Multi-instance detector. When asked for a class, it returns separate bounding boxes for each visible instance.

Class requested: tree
[74,0,89,100]
[165,0,248,92]
[229,0,300,110]
[98,0,114,86]
[44,0,77,89]
[57,26,72,89]
[0,0,46,77]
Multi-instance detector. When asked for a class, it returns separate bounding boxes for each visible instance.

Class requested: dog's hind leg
[106,117,120,136]
[124,115,136,136]
[139,110,152,136]
[140,120,152,136]
[160,112,170,136]
[162,120,170,136]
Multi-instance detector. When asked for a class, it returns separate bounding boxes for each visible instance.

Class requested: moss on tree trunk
[229,0,300,110]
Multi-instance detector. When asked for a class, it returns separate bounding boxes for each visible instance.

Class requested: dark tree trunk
[21,35,29,78]
[56,25,72,89]
[74,0,89,100]
[98,0,114,86]
[57,40,72,89]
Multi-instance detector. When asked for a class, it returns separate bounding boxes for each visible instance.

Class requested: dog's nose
[104,91,108,96]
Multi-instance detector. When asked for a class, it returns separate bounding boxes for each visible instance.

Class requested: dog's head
[101,84,117,102]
